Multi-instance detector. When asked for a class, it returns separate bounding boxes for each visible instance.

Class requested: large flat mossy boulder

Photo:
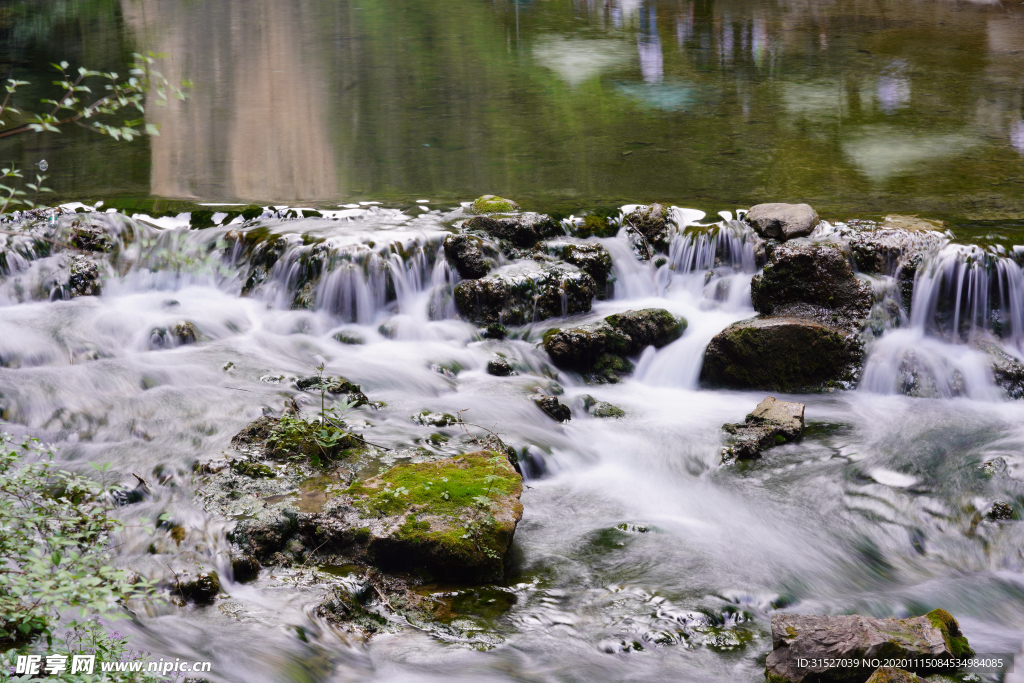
[722,397,804,461]
[544,308,686,382]
[751,242,872,331]
[745,203,819,241]
[221,449,523,583]
[454,262,596,324]
[701,316,863,392]
[765,610,974,683]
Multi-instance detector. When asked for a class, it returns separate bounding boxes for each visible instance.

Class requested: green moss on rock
[925,609,974,659]
[471,195,519,214]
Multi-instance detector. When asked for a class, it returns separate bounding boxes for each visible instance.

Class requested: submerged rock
[471,195,520,214]
[751,242,872,331]
[443,234,490,279]
[765,610,974,683]
[454,262,596,324]
[574,395,626,418]
[623,203,673,254]
[721,397,804,461]
[544,308,686,382]
[463,212,563,249]
[173,320,198,345]
[701,316,863,392]
[744,203,819,241]
[68,255,101,297]
[174,572,221,605]
[534,396,571,422]
[227,451,523,583]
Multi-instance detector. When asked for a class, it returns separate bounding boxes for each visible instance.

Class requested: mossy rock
[925,609,974,659]
[175,572,220,604]
[591,401,625,418]
[701,316,862,392]
[542,241,614,299]
[544,308,686,380]
[231,459,276,478]
[471,195,520,214]
[454,262,596,324]
[345,452,523,581]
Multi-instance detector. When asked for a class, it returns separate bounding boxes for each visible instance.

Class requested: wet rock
[189,210,217,229]
[865,668,921,683]
[109,475,151,506]
[751,242,873,332]
[413,411,458,427]
[231,459,276,478]
[173,321,198,345]
[481,322,507,339]
[571,214,619,239]
[174,572,221,604]
[294,375,368,407]
[623,203,673,254]
[845,226,945,276]
[68,255,101,297]
[980,341,1024,400]
[68,222,113,252]
[721,397,804,461]
[454,262,596,324]
[443,234,490,279]
[332,331,364,345]
[229,451,523,583]
[744,203,819,241]
[766,610,974,683]
[471,195,520,214]
[542,242,614,299]
[701,316,863,392]
[534,396,571,422]
[987,501,1014,520]
[486,357,515,376]
[544,308,686,382]
[590,400,625,418]
[463,212,563,249]
[231,554,261,583]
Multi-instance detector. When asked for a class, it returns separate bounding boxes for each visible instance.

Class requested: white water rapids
[1,205,1023,682]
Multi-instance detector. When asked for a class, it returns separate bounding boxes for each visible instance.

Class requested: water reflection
[2,0,1023,217]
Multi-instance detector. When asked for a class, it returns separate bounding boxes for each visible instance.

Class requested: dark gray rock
[721,397,804,461]
[751,243,873,332]
[980,341,1024,399]
[174,572,221,605]
[766,610,974,683]
[623,203,673,254]
[541,241,614,299]
[454,262,596,324]
[173,321,198,345]
[486,357,515,376]
[544,308,686,382]
[443,234,490,279]
[68,255,101,297]
[231,554,261,583]
[744,203,819,241]
[701,316,863,392]
[463,213,563,249]
[987,501,1014,520]
[534,396,570,422]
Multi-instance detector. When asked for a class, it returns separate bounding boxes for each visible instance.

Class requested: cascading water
[0,204,1022,683]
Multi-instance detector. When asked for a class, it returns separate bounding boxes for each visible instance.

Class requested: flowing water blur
[2,0,1024,680]
[0,205,1023,682]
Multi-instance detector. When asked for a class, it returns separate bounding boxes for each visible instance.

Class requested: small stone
[471,195,520,214]
[987,501,1014,520]
[332,331,364,345]
[534,396,571,422]
[591,401,625,418]
[487,358,515,376]
[175,572,221,604]
[721,397,804,460]
[231,555,260,583]
[68,255,101,297]
[744,203,819,240]
[173,321,198,345]
[481,322,507,340]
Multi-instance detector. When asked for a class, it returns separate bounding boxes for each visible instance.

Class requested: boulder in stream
[534,396,571,422]
[544,308,686,382]
[744,203,819,241]
[463,212,563,249]
[454,262,596,324]
[721,397,804,461]
[623,203,673,254]
[541,241,614,299]
[68,255,101,297]
[702,316,863,392]
[443,234,490,279]
[486,357,515,376]
[751,242,873,332]
[471,195,520,214]
[765,610,974,683]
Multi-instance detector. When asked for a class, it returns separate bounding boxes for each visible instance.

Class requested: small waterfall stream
[0,205,1022,682]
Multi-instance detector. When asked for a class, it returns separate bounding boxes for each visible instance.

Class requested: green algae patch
[471,195,519,214]
[346,451,521,518]
[926,609,974,659]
